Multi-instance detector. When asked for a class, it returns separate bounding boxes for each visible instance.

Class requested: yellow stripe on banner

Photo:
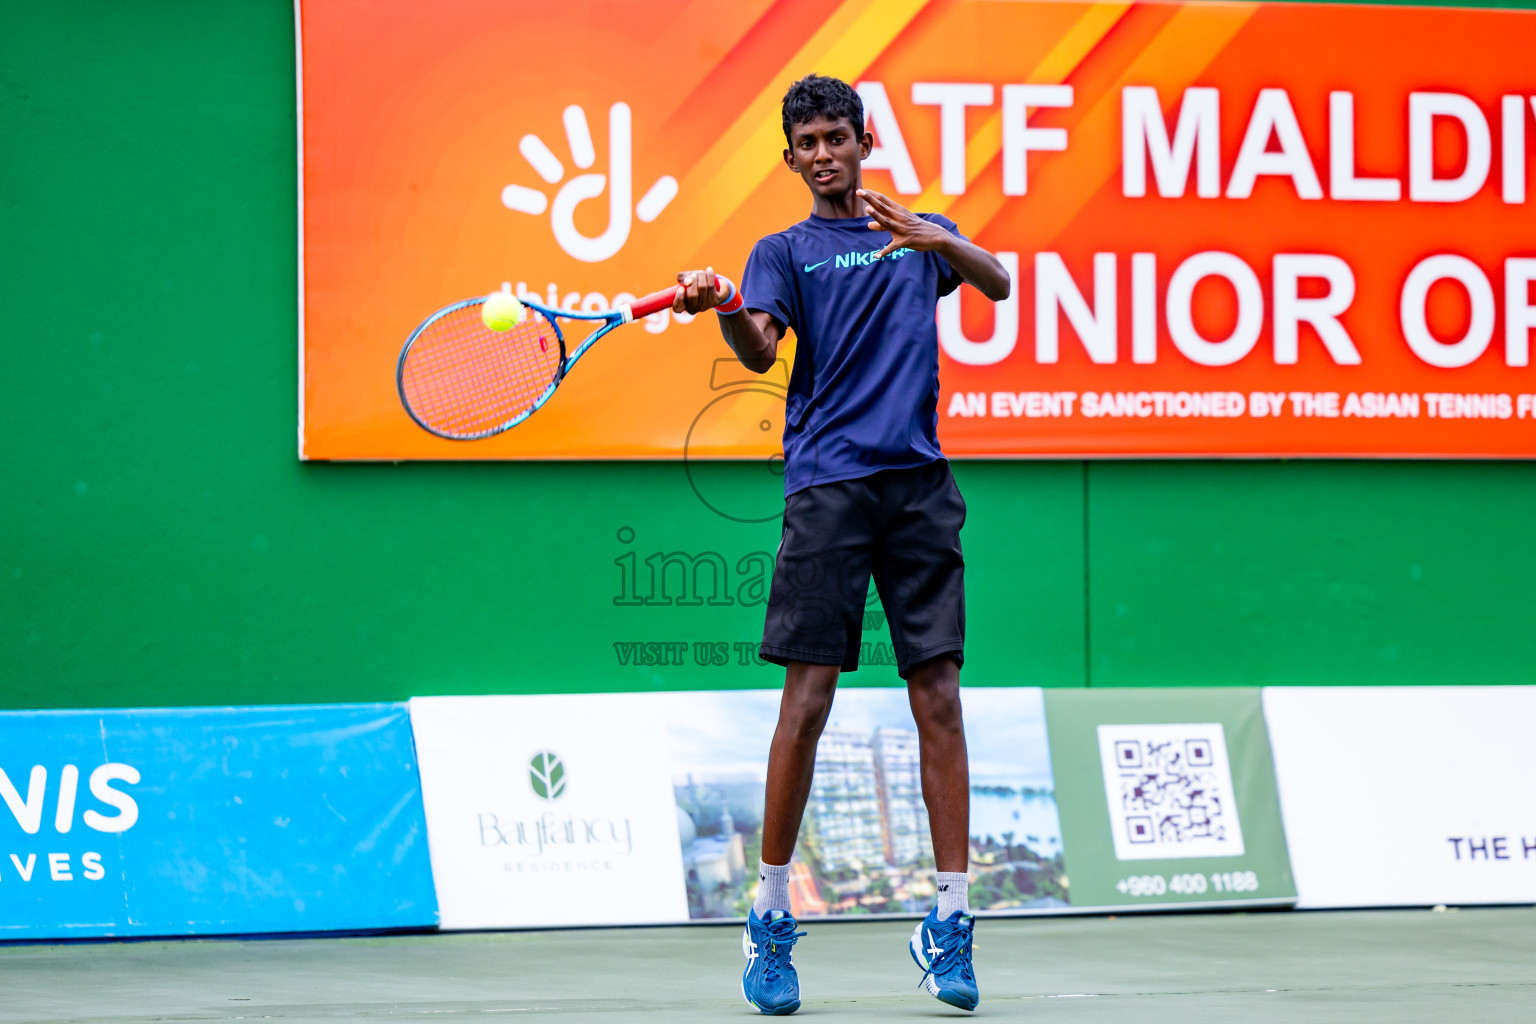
[670,0,932,258]
[962,1,1258,246]
[912,3,1133,216]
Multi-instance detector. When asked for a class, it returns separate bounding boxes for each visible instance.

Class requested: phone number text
[1114,871,1261,897]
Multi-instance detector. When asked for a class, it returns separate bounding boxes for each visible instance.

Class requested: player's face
[784,116,872,199]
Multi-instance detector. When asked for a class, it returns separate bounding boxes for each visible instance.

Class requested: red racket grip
[625,275,741,321]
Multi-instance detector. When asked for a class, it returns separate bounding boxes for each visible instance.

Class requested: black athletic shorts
[759,459,965,679]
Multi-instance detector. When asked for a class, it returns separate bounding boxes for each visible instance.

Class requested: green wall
[3,2,1532,710]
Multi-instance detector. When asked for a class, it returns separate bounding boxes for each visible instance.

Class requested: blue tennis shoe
[910,907,979,1011]
[741,908,805,1015]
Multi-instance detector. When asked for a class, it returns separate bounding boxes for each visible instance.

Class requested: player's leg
[761,662,840,867]
[869,461,979,1011]
[906,655,969,876]
[906,657,978,1010]
[745,479,875,1015]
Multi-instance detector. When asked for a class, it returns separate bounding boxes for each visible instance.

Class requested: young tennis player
[673,74,1009,1015]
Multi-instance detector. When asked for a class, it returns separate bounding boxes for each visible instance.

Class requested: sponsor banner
[409,695,690,928]
[300,0,1536,460]
[0,704,436,939]
[1264,686,1536,909]
[411,686,1294,926]
[1044,688,1296,910]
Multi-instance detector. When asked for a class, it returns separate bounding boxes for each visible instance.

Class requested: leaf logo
[528,751,566,800]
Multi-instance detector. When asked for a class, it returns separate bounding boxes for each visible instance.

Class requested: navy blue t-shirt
[742,212,965,496]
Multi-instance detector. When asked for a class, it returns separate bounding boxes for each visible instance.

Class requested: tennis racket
[397,274,742,440]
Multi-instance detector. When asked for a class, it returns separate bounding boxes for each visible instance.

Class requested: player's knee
[909,676,963,734]
[778,689,834,742]
[917,694,963,735]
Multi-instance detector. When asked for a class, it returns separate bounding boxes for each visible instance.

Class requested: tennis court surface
[6,907,1532,1023]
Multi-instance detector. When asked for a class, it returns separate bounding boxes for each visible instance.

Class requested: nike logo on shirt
[804,248,917,274]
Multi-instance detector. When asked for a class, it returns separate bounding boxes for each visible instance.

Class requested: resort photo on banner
[660,687,1067,919]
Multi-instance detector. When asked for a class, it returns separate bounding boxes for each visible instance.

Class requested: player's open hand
[859,188,949,259]
[674,268,725,315]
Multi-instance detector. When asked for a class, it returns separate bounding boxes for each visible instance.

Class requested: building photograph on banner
[300,0,1536,460]
[1044,688,1296,910]
[661,688,1066,920]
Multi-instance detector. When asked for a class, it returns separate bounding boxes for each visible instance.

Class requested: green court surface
[4,908,1534,1022]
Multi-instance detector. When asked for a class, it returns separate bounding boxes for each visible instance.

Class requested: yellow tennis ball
[481,291,526,332]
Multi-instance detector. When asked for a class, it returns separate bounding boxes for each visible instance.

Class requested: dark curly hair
[781,74,864,146]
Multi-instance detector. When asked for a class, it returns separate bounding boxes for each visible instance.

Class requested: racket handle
[624,275,740,321]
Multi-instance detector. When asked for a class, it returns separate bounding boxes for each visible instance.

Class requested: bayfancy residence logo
[477,749,633,862]
[500,102,678,263]
[529,752,567,801]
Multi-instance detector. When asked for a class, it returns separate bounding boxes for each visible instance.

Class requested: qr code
[1097,724,1245,861]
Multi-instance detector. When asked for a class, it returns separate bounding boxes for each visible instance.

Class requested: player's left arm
[858,188,1011,302]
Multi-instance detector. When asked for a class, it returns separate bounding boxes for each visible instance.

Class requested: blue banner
[0,703,437,938]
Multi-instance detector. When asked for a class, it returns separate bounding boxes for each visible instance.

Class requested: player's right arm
[673,268,784,374]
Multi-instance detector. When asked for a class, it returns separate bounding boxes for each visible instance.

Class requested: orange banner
[300,0,1536,459]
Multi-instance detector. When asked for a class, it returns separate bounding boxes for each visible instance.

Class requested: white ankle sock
[754,861,791,916]
[936,871,969,918]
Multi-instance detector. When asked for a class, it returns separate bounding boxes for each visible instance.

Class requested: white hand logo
[500,103,678,263]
